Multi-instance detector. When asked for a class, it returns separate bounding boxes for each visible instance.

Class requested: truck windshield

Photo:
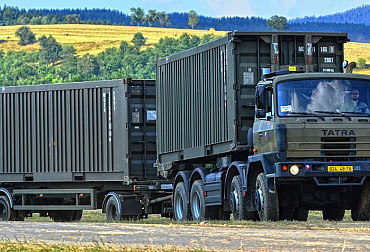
[277,78,370,117]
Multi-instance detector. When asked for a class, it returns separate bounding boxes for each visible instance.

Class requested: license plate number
[327,166,353,172]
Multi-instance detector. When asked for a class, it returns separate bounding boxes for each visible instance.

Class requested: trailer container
[0,78,172,221]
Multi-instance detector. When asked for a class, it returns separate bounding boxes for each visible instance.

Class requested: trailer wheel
[106,196,122,222]
[173,182,190,222]
[322,207,345,221]
[0,196,14,221]
[351,181,370,221]
[293,207,308,221]
[255,173,279,221]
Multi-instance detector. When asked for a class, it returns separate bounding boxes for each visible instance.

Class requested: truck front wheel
[255,173,279,221]
[351,181,370,221]
[173,182,190,222]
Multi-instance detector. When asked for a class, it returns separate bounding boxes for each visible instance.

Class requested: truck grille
[321,137,356,159]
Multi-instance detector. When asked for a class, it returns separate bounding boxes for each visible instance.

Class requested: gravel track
[1,221,370,251]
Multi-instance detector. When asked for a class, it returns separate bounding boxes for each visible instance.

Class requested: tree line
[0,5,369,42]
[0,27,221,86]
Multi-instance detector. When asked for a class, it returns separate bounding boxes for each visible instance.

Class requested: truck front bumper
[267,161,370,186]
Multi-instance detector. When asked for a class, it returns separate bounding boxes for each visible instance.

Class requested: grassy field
[0,24,226,55]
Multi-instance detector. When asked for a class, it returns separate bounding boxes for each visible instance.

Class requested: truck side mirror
[255,109,266,118]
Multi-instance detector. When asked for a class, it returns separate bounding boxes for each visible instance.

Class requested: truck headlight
[289,165,300,175]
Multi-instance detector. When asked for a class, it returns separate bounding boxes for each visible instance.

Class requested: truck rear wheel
[173,182,190,222]
[190,180,214,222]
[351,181,370,221]
[255,173,279,221]
[322,207,345,221]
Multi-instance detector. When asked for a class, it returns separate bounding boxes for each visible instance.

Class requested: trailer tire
[0,196,14,221]
[190,180,208,222]
[106,196,122,222]
[173,182,190,222]
[255,173,279,221]
[351,181,370,221]
[322,207,345,221]
[293,207,308,221]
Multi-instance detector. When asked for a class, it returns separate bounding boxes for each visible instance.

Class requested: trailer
[0,78,172,221]
[156,32,370,221]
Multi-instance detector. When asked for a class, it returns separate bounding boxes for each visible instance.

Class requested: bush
[15,26,37,45]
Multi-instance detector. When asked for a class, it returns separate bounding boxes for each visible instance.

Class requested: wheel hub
[255,187,264,211]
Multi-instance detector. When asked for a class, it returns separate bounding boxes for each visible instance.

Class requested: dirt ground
[1,221,370,251]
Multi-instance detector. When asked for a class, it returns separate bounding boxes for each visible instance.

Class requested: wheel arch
[102,192,122,214]
[173,171,192,204]
[189,167,211,189]
[223,162,246,211]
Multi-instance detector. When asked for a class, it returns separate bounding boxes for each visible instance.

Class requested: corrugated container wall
[156,32,348,168]
[0,79,156,182]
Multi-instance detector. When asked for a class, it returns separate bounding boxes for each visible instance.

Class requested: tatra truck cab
[251,73,370,221]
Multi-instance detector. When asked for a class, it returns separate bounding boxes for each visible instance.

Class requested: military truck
[156,32,370,221]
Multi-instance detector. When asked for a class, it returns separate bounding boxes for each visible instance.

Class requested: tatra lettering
[322,129,355,136]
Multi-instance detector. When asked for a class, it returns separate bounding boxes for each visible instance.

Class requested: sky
[2,0,369,19]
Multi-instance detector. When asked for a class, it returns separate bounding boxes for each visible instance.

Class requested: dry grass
[0,24,226,55]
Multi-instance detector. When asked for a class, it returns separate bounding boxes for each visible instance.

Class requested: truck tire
[190,180,215,222]
[255,173,279,221]
[322,207,345,221]
[351,181,370,221]
[173,182,190,222]
[0,196,14,221]
[229,175,258,221]
[293,207,309,221]
[230,175,246,221]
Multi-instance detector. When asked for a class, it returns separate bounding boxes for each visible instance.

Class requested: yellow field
[0,24,226,55]
[0,24,368,74]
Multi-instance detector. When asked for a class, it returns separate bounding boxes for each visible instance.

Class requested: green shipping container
[156,31,349,172]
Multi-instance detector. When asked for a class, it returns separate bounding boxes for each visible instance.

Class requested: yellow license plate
[327,166,353,172]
